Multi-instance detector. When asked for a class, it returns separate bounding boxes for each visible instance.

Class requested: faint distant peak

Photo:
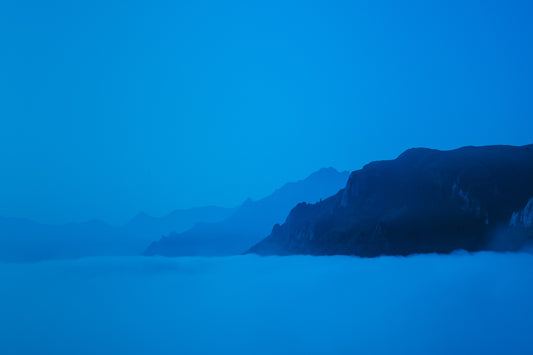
[264,167,349,199]
[307,167,349,179]
[128,211,153,224]
[242,197,254,205]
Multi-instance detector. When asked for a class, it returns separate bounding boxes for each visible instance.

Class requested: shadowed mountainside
[144,168,350,257]
[249,144,533,256]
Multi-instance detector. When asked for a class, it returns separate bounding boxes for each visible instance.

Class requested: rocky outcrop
[249,144,533,256]
[510,197,533,228]
[495,196,533,250]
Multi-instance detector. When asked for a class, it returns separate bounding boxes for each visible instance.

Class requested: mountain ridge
[0,205,235,262]
[248,144,533,256]
[143,167,350,257]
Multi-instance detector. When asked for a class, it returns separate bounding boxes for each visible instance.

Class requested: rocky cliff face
[249,144,533,256]
[510,197,533,228]
[499,196,533,250]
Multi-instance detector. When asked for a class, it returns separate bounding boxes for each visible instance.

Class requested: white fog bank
[1,252,532,354]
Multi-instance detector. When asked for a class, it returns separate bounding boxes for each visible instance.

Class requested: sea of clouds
[1,252,532,354]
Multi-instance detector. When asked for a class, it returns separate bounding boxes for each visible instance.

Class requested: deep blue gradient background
[1,0,532,224]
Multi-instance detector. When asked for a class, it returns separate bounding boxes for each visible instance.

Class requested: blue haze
[0,167,348,261]
[144,167,349,257]
[1,0,533,224]
[1,252,533,354]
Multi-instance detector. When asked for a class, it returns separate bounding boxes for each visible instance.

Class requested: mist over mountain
[123,206,235,242]
[0,168,348,262]
[144,168,350,257]
[0,206,234,262]
[249,144,533,256]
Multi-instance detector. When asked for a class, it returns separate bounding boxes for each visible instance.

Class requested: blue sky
[1,0,532,224]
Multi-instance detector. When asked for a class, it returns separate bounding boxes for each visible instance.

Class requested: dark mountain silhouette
[249,144,533,256]
[0,206,234,262]
[143,168,350,257]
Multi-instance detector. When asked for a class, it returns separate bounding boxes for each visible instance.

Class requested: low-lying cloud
[1,252,532,354]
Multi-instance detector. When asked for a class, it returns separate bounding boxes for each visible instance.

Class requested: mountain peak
[249,143,533,257]
[143,167,350,257]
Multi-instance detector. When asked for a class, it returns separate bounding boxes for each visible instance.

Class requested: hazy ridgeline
[2,0,533,353]
[0,168,349,262]
[0,206,235,262]
[1,252,532,355]
[1,145,532,355]
[145,167,349,257]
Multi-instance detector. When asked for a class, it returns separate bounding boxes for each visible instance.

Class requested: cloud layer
[1,252,532,354]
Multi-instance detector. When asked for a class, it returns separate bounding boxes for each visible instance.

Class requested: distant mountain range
[249,144,533,256]
[0,206,234,262]
[143,167,350,257]
[0,168,349,262]
[5,144,533,262]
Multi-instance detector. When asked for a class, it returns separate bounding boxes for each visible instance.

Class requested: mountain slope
[0,206,234,262]
[248,144,533,256]
[122,206,235,244]
[143,168,350,256]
